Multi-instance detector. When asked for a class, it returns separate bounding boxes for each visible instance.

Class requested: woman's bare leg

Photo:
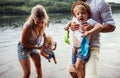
[30,53,42,78]
[19,59,31,78]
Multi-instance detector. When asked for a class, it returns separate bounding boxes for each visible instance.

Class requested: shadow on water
[48,14,72,23]
[0,14,72,29]
[0,16,28,28]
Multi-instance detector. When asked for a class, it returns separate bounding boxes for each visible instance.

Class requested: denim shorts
[17,42,39,60]
[42,45,55,59]
[72,47,90,64]
[48,51,55,59]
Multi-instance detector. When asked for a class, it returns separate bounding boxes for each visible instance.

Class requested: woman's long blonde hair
[28,4,49,35]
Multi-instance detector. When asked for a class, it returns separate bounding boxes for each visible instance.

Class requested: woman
[17,4,48,78]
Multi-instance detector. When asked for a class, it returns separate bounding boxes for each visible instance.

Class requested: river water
[0,13,120,78]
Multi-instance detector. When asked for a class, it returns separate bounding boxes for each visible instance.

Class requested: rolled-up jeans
[71,46,99,78]
[17,42,39,60]
[85,46,99,78]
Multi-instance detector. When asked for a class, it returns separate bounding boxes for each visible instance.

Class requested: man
[69,0,115,78]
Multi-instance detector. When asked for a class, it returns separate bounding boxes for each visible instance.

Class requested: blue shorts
[48,52,55,59]
[72,47,90,64]
[17,42,39,60]
[42,45,55,59]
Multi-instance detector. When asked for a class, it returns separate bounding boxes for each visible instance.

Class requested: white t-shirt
[70,18,97,47]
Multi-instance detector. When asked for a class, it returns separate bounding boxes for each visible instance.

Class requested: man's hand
[81,22,94,31]
[70,22,93,32]
[70,22,80,31]
[82,31,91,36]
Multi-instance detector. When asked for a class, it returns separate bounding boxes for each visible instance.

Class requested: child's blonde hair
[71,1,92,18]
[44,35,53,47]
[28,4,49,35]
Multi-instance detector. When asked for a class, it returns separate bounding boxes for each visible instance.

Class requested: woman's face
[74,7,88,23]
[34,18,46,28]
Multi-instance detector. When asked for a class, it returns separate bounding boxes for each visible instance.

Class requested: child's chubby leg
[40,48,49,59]
[51,52,57,64]
[73,47,78,58]
[48,59,50,62]
[53,57,57,64]
[75,58,85,78]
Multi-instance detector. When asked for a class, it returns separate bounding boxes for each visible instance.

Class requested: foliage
[108,2,120,12]
[0,0,75,16]
[0,0,120,16]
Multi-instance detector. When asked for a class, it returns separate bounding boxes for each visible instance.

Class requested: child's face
[74,6,88,23]
[45,42,52,49]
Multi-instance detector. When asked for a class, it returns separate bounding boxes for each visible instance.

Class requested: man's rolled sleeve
[87,18,97,26]
[98,0,115,26]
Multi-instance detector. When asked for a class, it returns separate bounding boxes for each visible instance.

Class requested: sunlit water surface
[0,13,120,78]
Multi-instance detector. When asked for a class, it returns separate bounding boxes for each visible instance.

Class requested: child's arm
[81,18,103,36]
[40,48,49,59]
[83,23,103,36]
[43,32,46,37]
[52,41,57,50]
[64,21,72,30]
